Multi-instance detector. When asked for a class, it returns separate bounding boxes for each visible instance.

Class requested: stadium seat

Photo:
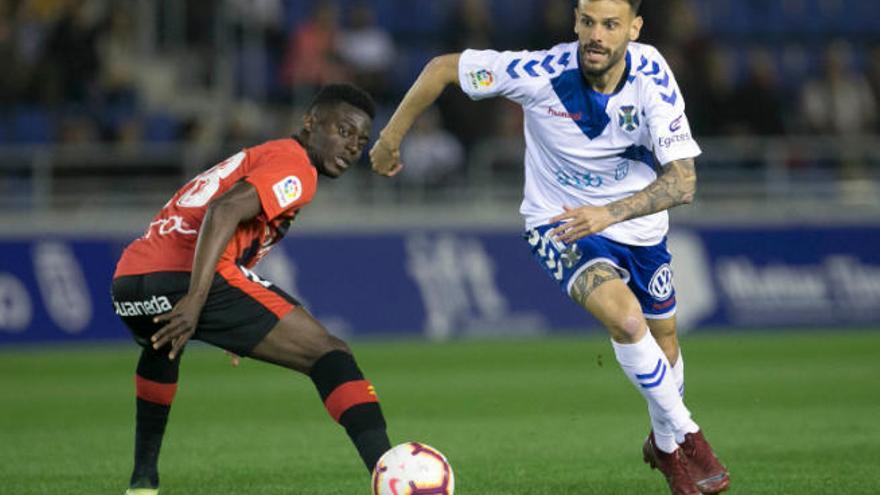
[282,1,310,33]
[0,114,9,144]
[390,45,440,94]
[12,107,55,144]
[144,113,181,143]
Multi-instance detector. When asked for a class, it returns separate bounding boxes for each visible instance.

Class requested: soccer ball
[372,442,454,495]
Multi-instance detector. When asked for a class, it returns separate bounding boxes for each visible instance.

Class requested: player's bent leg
[129,347,181,491]
[248,308,391,473]
[647,316,681,370]
[248,306,350,373]
[644,316,684,471]
[570,262,647,344]
[571,264,702,494]
[646,319,729,493]
[571,264,697,442]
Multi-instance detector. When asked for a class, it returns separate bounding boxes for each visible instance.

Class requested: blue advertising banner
[1,226,878,346]
[670,226,880,329]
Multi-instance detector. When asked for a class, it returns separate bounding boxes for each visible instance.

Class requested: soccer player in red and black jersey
[112,84,390,495]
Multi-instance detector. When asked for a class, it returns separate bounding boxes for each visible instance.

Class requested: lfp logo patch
[468,69,495,90]
[272,176,302,208]
[618,105,640,132]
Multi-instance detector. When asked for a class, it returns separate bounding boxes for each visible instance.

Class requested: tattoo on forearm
[571,262,620,306]
[606,159,696,222]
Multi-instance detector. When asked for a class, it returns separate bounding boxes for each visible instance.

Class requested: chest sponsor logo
[467,69,495,90]
[658,132,692,149]
[114,296,173,317]
[273,176,302,208]
[618,105,640,132]
[553,166,603,190]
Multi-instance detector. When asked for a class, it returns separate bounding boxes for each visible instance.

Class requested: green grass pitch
[1,330,878,494]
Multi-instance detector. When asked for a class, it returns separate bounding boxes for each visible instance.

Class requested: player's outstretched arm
[152,182,262,359]
[550,158,697,243]
[370,53,461,176]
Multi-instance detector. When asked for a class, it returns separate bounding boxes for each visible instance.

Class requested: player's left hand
[549,205,616,243]
[151,293,205,360]
[369,137,404,177]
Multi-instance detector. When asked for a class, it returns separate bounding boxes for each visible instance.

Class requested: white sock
[672,349,685,398]
[647,347,687,452]
[613,332,699,449]
[648,402,678,453]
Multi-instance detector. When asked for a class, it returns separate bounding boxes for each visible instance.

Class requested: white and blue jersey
[458,41,701,246]
[459,41,696,317]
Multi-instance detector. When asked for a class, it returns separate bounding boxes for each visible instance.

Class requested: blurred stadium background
[1,1,879,493]
[1,0,878,339]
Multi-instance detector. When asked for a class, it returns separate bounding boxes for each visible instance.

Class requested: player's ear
[629,15,643,41]
[302,111,316,132]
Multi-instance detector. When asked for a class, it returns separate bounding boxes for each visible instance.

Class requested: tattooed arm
[550,158,697,243]
[607,158,697,221]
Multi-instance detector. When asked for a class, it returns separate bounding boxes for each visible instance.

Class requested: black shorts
[111,265,301,356]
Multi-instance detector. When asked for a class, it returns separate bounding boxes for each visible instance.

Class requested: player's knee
[324,335,351,355]
[609,313,647,343]
[302,334,351,368]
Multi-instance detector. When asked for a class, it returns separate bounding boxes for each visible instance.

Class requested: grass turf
[1,330,878,494]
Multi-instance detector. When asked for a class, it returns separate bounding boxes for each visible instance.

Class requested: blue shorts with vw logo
[524,223,676,319]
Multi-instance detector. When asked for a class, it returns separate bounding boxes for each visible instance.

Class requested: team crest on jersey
[467,69,495,90]
[649,263,674,301]
[273,176,302,208]
[618,105,640,132]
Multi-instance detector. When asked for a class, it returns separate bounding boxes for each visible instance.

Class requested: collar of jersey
[548,49,633,140]
[577,48,633,97]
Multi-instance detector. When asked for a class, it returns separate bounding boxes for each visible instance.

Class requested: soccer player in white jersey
[371,1,729,494]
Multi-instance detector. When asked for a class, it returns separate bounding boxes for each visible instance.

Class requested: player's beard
[579,42,627,79]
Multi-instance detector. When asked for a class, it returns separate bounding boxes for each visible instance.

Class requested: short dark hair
[574,0,641,14]
[310,83,376,119]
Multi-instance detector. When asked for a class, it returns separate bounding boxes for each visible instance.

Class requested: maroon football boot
[642,433,701,495]
[679,430,730,494]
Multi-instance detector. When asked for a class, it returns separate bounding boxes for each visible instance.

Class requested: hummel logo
[548,107,582,120]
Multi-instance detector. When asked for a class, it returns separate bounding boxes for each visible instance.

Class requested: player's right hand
[369,137,404,177]
[225,351,241,367]
[151,293,205,360]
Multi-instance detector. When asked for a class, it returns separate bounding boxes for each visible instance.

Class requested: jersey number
[176,152,246,208]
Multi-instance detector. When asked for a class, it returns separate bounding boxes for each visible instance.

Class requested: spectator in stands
[682,44,737,136]
[280,3,347,102]
[399,107,465,188]
[867,44,880,132]
[337,1,396,100]
[800,40,877,193]
[445,0,494,50]
[12,0,65,105]
[729,48,786,136]
[800,40,877,136]
[227,0,285,101]
[0,5,19,105]
[527,0,573,49]
[44,0,103,104]
[96,4,138,108]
